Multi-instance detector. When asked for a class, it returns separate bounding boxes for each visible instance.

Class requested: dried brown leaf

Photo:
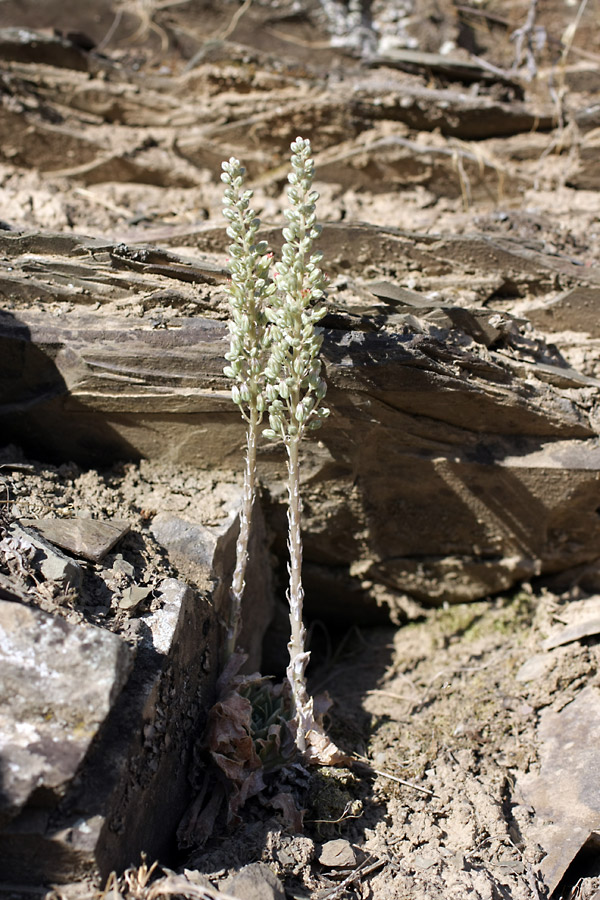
[206,686,266,821]
[215,650,248,695]
[209,693,256,758]
[270,791,305,833]
[303,727,350,766]
[177,776,226,849]
[228,766,266,819]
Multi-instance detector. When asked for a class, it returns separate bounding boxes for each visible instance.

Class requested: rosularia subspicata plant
[221,137,333,758]
[262,137,330,753]
[221,156,275,659]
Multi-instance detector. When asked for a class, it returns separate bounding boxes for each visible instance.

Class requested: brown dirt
[1,1,600,898]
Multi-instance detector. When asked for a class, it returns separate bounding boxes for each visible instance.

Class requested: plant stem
[225,405,258,659]
[221,155,273,660]
[284,429,314,752]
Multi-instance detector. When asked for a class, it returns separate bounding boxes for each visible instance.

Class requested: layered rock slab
[1,229,600,616]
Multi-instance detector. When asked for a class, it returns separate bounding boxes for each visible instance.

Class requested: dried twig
[560,0,590,66]
[218,0,253,42]
[147,875,242,900]
[264,28,332,49]
[365,689,416,702]
[306,799,364,825]
[510,0,546,80]
[96,8,124,51]
[124,0,170,54]
[352,755,437,798]
[319,856,387,900]
[73,188,131,218]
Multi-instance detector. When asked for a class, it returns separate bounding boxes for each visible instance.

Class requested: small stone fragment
[118,585,151,611]
[368,281,446,309]
[141,578,191,654]
[515,653,554,682]
[9,522,82,590]
[542,616,600,650]
[518,685,600,893]
[183,869,214,888]
[151,514,219,573]
[20,517,130,563]
[221,862,285,900]
[112,555,135,578]
[412,853,438,870]
[318,839,357,868]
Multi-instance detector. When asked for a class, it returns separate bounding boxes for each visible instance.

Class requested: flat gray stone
[518,685,600,894]
[539,597,600,651]
[9,522,83,590]
[0,572,218,884]
[21,517,130,563]
[117,584,151,611]
[222,863,285,900]
[515,653,554,683]
[527,287,600,338]
[0,598,133,826]
[318,838,357,868]
[541,616,600,651]
[151,504,273,671]
[151,514,222,576]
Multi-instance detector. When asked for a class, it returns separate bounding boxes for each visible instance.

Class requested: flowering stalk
[262,137,330,752]
[221,157,274,659]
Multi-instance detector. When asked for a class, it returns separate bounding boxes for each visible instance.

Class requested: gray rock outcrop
[0,495,273,884]
[0,599,133,829]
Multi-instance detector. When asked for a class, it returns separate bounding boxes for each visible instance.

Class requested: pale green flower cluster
[221,138,329,441]
[263,137,330,442]
[221,157,275,424]
[222,138,330,750]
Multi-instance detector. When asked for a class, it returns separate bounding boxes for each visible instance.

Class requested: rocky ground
[1,1,600,898]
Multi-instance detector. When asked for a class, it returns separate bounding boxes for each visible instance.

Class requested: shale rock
[0,576,212,884]
[20,517,130,563]
[151,504,272,671]
[1,229,600,617]
[8,521,83,590]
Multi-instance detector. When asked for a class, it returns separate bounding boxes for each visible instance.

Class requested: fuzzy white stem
[225,407,258,659]
[284,433,316,752]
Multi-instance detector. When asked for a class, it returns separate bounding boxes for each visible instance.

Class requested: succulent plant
[221,156,275,659]
[222,137,332,756]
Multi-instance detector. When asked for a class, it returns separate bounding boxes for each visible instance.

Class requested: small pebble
[222,862,285,900]
[318,839,357,868]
